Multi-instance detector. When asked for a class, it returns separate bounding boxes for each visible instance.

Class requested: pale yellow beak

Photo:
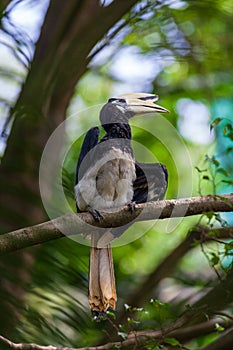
[118,92,169,115]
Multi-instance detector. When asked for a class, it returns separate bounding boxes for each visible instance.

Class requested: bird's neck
[102,122,132,140]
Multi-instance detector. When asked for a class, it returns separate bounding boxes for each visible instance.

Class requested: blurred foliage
[1,0,233,349]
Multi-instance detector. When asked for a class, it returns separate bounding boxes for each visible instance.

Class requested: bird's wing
[133,162,168,203]
[75,126,100,185]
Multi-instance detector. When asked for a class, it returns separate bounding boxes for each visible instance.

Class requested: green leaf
[210,118,222,131]
[127,317,140,325]
[216,168,229,177]
[118,331,128,340]
[208,228,221,237]
[215,323,225,332]
[227,132,233,141]
[204,211,215,220]
[210,252,219,266]
[146,342,160,350]
[226,123,233,131]
[223,126,228,135]
[132,307,144,312]
[224,241,233,253]
[127,317,133,324]
[124,304,132,311]
[119,324,127,332]
[164,337,182,347]
[222,180,233,185]
[150,299,166,308]
[212,158,220,167]
[106,310,116,319]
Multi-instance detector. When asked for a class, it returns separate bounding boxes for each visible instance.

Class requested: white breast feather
[75,147,136,211]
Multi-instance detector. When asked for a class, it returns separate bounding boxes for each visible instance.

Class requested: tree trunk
[0,0,138,336]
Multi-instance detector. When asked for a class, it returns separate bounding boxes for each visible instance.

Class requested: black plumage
[75,128,168,208]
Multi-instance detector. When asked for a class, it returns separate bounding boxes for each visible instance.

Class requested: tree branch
[0,319,232,349]
[0,194,233,255]
[118,224,233,318]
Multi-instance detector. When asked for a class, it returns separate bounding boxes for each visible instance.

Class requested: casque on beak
[118,93,169,115]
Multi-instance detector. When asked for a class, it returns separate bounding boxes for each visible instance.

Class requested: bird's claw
[87,206,103,222]
[127,201,136,213]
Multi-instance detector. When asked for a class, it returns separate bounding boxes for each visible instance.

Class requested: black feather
[133,162,168,204]
[76,126,99,185]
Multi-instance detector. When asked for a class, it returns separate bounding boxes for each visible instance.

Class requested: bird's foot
[87,205,103,222]
[127,201,136,213]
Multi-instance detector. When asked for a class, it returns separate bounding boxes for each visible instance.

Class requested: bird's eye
[108,98,126,104]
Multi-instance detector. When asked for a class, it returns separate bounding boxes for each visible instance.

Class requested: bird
[75,93,168,318]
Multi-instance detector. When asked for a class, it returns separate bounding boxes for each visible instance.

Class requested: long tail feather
[89,238,117,313]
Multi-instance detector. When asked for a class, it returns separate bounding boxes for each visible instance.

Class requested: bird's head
[100,93,169,126]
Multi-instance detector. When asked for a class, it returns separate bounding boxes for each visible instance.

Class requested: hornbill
[75,93,168,317]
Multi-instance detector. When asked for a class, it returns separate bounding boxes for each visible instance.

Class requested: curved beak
[118,93,169,115]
